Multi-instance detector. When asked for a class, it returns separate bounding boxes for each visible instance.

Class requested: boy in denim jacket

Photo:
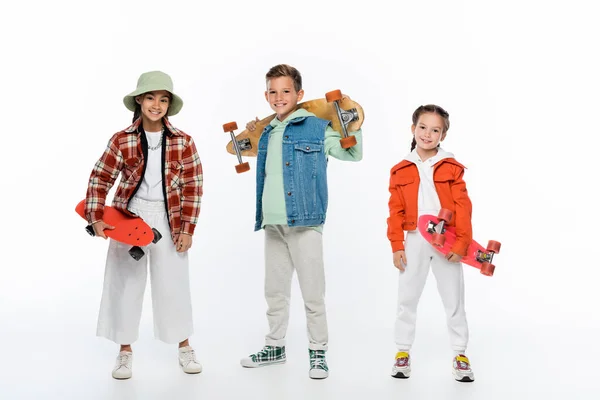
[240,64,363,379]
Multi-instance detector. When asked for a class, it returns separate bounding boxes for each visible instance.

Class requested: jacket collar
[391,151,465,174]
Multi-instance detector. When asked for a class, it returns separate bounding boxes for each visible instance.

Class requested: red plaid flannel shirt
[85,118,203,242]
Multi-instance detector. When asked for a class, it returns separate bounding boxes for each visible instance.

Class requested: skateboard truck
[479,241,501,276]
[237,138,252,151]
[326,90,360,149]
[430,208,453,247]
[426,220,446,234]
[223,122,251,173]
[476,250,494,264]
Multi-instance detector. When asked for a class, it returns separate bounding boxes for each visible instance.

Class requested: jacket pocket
[293,142,324,214]
[394,177,416,230]
[395,177,414,197]
[167,160,183,190]
[294,142,323,175]
[294,143,323,153]
[395,177,414,186]
[434,173,453,183]
[123,157,141,183]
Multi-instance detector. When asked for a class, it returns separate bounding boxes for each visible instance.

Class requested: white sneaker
[112,351,133,380]
[178,346,202,374]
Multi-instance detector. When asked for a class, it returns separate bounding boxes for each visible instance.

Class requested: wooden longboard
[225,95,364,158]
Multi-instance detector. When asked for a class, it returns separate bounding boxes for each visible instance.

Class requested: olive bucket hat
[123,71,184,116]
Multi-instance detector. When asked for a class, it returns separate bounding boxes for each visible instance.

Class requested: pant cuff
[97,330,139,346]
[308,342,328,351]
[155,329,194,345]
[265,339,286,347]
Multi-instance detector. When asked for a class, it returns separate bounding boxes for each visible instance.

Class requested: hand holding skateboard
[222,90,364,173]
[91,220,115,239]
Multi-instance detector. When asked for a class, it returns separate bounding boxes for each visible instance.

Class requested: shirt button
[286,162,290,166]
[306,146,310,150]
[285,135,289,139]
[291,219,295,224]
[287,192,292,196]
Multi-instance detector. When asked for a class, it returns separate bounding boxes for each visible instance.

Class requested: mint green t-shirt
[261,108,363,231]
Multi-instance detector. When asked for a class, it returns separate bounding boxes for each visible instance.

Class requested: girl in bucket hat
[83,71,203,379]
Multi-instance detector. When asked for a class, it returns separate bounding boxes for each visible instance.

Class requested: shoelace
[311,353,326,369]
[181,349,197,363]
[457,361,470,370]
[257,347,273,357]
[396,357,409,366]
[117,354,131,367]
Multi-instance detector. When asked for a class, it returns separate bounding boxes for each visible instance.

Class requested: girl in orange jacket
[387,105,475,382]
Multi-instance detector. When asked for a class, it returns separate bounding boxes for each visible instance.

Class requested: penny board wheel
[432,232,445,247]
[152,228,162,244]
[486,240,501,253]
[438,208,453,222]
[481,262,495,276]
[128,246,145,261]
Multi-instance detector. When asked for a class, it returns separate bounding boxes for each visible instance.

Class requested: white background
[1,0,598,399]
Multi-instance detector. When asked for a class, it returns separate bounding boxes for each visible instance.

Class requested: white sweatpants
[395,231,469,352]
[264,225,328,351]
[96,197,194,345]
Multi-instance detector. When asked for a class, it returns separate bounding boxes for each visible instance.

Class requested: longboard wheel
[128,246,145,261]
[235,162,251,173]
[325,89,343,102]
[437,208,453,222]
[486,240,501,253]
[432,232,445,247]
[152,228,162,244]
[223,121,238,132]
[481,262,495,276]
[340,135,357,149]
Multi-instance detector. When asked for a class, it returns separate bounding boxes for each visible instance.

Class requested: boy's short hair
[266,64,302,92]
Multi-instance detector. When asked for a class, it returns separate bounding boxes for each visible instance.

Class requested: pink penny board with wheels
[417,209,501,276]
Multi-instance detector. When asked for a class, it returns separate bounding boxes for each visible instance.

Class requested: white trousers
[264,225,328,351]
[96,197,194,345]
[395,231,469,352]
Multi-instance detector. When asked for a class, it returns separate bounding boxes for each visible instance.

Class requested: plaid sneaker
[308,350,329,379]
[391,351,411,378]
[452,354,475,382]
[240,346,286,368]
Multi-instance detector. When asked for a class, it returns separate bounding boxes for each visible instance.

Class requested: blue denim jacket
[255,116,331,231]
